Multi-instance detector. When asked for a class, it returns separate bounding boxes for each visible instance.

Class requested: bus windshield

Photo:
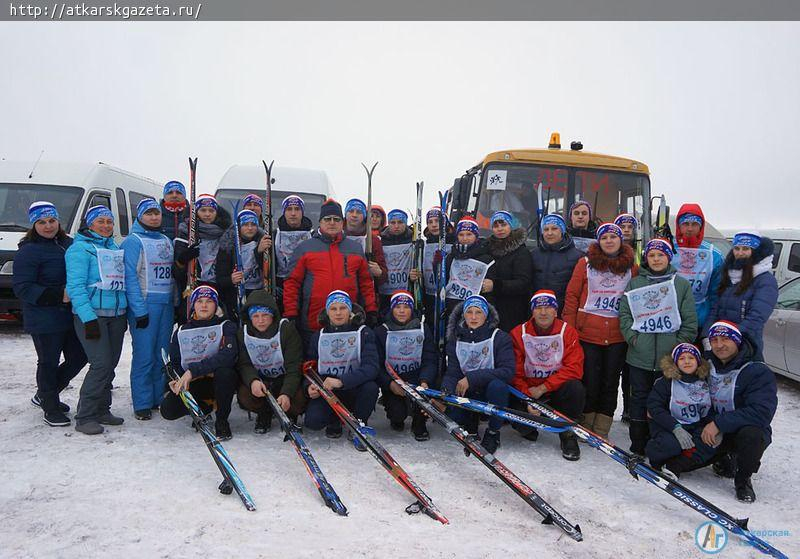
[0,184,83,231]
[215,189,327,224]
[475,163,650,241]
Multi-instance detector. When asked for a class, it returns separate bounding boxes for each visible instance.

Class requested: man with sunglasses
[283,199,379,350]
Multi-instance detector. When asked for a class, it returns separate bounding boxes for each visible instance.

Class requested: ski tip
[737,517,749,530]
[573,524,583,541]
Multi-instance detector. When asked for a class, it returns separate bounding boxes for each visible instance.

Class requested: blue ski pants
[128,302,174,412]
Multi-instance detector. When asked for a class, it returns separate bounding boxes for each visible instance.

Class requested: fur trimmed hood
[587,242,635,274]
[659,353,711,380]
[487,228,527,258]
[446,300,501,340]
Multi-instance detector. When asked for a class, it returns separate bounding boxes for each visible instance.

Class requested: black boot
[559,431,580,461]
[713,453,737,479]
[215,417,232,441]
[135,409,152,421]
[390,420,405,432]
[411,409,429,442]
[254,408,271,434]
[465,413,480,436]
[481,429,501,454]
[326,422,343,439]
[735,476,756,503]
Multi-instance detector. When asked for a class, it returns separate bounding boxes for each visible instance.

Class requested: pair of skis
[410,181,425,310]
[183,157,199,321]
[433,190,449,379]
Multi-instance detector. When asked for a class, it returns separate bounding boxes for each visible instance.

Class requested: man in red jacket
[510,290,585,460]
[282,199,379,349]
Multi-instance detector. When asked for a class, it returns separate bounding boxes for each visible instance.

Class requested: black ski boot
[326,422,343,439]
[135,409,152,421]
[390,420,404,432]
[411,409,430,442]
[735,476,756,503]
[215,418,232,441]
[254,409,272,434]
[559,431,580,461]
[481,429,501,454]
[713,452,737,479]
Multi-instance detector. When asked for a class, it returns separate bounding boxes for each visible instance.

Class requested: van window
[81,192,111,228]
[789,243,800,274]
[776,278,800,310]
[0,183,83,231]
[129,191,151,220]
[116,188,129,236]
[773,242,783,269]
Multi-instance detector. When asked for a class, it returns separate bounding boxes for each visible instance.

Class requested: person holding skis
[443,216,496,323]
[12,201,87,427]
[510,290,584,460]
[273,195,313,310]
[374,290,437,441]
[703,231,778,359]
[442,295,515,454]
[409,206,455,328]
[236,290,305,434]
[530,213,581,315]
[304,290,380,450]
[161,285,239,440]
[370,204,387,233]
[645,342,717,479]
[672,205,724,332]
[486,210,533,332]
[701,321,778,502]
[618,238,698,456]
[216,209,267,320]
[344,198,387,288]
[567,200,598,254]
[563,222,637,438]
[121,198,176,420]
[159,180,189,241]
[378,209,415,313]
[65,205,128,435]
[283,199,380,348]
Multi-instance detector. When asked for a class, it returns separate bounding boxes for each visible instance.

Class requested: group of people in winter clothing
[13,185,780,502]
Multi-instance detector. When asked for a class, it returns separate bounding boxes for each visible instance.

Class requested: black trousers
[31,328,87,413]
[160,367,239,421]
[716,426,770,479]
[512,379,585,436]
[580,341,627,416]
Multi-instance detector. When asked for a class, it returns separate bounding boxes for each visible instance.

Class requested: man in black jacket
[530,213,581,315]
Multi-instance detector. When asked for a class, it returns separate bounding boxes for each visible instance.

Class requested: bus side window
[116,188,129,236]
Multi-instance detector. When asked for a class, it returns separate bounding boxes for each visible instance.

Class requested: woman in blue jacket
[442,294,516,454]
[12,202,87,426]
[65,205,128,435]
[703,231,778,358]
[121,198,175,420]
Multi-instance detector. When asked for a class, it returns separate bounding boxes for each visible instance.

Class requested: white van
[0,160,162,318]
[215,164,335,224]
[720,228,800,286]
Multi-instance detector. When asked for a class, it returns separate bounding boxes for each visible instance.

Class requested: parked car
[720,228,800,286]
[763,277,800,382]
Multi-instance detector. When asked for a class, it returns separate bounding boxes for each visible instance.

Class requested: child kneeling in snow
[645,342,717,479]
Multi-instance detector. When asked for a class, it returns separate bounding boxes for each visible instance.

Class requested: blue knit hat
[456,217,479,237]
[678,213,703,226]
[248,305,274,318]
[28,201,59,224]
[237,210,259,226]
[195,194,218,211]
[136,198,161,221]
[85,205,113,227]
[325,290,352,311]
[708,320,743,347]
[387,209,409,223]
[672,342,701,365]
[614,213,638,229]
[282,195,305,213]
[390,290,414,310]
[463,295,489,317]
[732,230,761,250]
[490,210,516,228]
[163,180,186,197]
[242,194,264,211]
[541,213,566,234]
[530,290,558,310]
[345,199,367,217]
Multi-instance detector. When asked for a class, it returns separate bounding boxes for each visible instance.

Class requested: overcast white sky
[1,22,798,228]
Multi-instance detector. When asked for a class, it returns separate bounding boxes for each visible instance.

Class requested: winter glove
[135,315,150,329]
[84,319,101,340]
[673,425,695,450]
[366,311,379,328]
[175,241,200,265]
[36,287,64,306]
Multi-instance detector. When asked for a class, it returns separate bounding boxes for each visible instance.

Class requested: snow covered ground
[1,324,797,559]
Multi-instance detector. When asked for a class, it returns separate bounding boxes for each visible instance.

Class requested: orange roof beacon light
[548,132,561,150]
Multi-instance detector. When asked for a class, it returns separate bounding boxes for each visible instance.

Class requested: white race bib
[318,326,364,378]
[380,243,413,295]
[244,321,286,378]
[385,327,424,374]
[136,234,173,294]
[423,242,450,296]
[177,323,224,370]
[445,258,493,301]
[572,237,595,254]
[581,262,630,317]
[674,247,714,304]
[456,330,498,373]
[240,241,263,290]
[275,229,312,278]
[521,322,565,379]
[94,248,125,291]
[625,276,682,333]
[198,238,220,283]
[709,364,746,414]
[670,378,711,425]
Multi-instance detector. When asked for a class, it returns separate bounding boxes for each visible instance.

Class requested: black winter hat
[319,198,343,221]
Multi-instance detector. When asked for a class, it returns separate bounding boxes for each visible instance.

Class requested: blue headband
[456,218,479,236]
[325,290,352,311]
[28,201,59,224]
[490,210,515,228]
[596,222,623,241]
[390,291,414,310]
[238,210,259,226]
[136,198,161,221]
[248,305,274,318]
[387,209,409,223]
[732,232,761,250]
[195,195,218,210]
[190,285,219,310]
[242,194,264,210]
[541,213,566,234]
[678,213,703,226]
[345,199,367,217]
[163,181,186,197]
[463,295,489,317]
[85,205,114,227]
[614,214,638,228]
[708,321,743,347]
[282,195,305,213]
[672,343,701,365]
[644,238,674,261]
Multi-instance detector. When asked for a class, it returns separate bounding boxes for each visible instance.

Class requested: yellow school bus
[449,133,653,247]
